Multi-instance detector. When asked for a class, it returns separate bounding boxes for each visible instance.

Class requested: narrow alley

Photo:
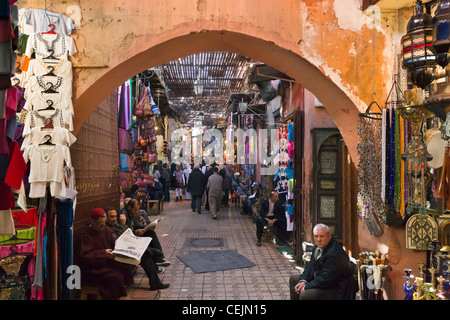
[121,195,301,300]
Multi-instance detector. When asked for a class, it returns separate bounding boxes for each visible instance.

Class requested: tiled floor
[121,195,302,300]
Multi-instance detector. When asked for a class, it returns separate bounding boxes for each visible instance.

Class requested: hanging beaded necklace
[357,112,386,234]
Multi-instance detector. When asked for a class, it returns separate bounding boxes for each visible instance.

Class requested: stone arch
[73,30,361,162]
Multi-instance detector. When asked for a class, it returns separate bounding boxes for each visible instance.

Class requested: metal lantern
[193,76,204,95]
[431,0,450,68]
[401,0,436,89]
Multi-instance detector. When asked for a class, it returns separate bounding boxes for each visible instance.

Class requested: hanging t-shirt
[23,91,74,115]
[24,32,77,60]
[273,167,289,204]
[21,126,76,148]
[23,108,73,136]
[22,143,71,182]
[21,58,72,89]
[22,9,74,35]
[24,75,73,99]
[22,143,71,198]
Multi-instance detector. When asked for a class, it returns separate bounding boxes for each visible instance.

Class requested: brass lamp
[401,0,436,89]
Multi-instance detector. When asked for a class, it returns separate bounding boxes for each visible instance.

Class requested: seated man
[104,205,170,291]
[289,224,354,300]
[120,198,170,267]
[241,182,261,216]
[104,206,128,239]
[255,191,288,246]
[73,208,134,299]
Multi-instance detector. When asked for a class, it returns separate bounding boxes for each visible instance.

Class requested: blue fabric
[288,123,294,142]
[120,153,128,171]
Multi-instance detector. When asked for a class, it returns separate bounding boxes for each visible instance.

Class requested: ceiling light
[194,76,204,95]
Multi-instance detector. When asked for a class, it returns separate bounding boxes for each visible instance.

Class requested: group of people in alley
[73,160,356,300]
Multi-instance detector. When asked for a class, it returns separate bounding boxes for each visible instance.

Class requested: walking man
[206,166,223,219]
[187,164,207,214]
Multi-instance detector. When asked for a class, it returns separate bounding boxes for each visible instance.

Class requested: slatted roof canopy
[158,51,259,126]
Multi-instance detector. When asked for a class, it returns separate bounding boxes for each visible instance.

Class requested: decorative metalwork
[406,213,439,250]
[401,0,436,89]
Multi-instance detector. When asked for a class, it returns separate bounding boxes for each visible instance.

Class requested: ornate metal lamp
[431,0,450,68]
[401,0,436,89]
[425,0,450,120]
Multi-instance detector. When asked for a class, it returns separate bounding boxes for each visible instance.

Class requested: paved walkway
[121,195,302,300]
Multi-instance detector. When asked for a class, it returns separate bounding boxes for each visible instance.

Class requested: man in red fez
[73,208,134,299]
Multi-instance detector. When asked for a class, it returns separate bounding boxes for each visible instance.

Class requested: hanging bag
[143,88,153,117]
[135,85,146,117]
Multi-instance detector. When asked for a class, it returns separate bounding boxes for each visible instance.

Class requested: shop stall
[1,3,78,300]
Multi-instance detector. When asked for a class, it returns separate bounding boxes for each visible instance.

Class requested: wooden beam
[362,0,380,11]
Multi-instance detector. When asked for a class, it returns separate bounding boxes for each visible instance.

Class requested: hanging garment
[55,199,73,300]
[5,140,27,190]
[11,207,38,228]
[0,181,14,211]
[24,75,72,99]
[288,122,294,142]
[32,195,47,291]
[273,167,289,205]
[24,32,77,60]
[118,128,134,154]
[22,144,72,198]
[23,91,74,120]
[22,126,76,149]
[5,86,17,120]
[21,58,72,90]
[23,109,73,136]
[22,9,74,35]
[0,40,17,77]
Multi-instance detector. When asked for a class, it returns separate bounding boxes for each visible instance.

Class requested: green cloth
[0,227,35,245]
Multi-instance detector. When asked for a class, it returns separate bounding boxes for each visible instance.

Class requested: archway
[73,30,362,163]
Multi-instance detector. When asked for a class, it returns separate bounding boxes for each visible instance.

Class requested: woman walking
[174,165,185,201]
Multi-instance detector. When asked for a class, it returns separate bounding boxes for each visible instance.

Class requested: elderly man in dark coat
[187,164,207,214]
[73,208,134,300]
[289,223,355,300]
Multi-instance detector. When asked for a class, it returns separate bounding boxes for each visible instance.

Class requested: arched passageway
[73,31,362,162]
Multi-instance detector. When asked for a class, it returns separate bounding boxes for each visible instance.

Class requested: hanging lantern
[401,0,436,89]
[193,76,204,95]
[431,0,450,68]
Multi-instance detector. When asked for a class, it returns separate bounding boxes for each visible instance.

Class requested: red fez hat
[90,208,106,219]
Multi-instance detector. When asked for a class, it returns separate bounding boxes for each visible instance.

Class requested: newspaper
[112,228,152,265]
[143,217,164,232]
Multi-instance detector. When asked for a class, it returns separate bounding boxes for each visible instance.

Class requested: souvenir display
[357,251,390,300]
[357,104,385,235]
[117,75,163,211]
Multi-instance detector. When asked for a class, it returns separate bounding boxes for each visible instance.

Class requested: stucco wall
[18,0,399,165]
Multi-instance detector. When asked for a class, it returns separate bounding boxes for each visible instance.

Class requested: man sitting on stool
[255,191,288,246]
[289,223,354,300]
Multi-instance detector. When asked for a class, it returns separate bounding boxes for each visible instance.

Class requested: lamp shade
[431,0,450,68]
[401,0,436,88]
[194,76,204,95]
